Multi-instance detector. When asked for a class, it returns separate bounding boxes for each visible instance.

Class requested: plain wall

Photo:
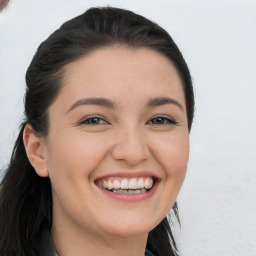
[0,0,256,255]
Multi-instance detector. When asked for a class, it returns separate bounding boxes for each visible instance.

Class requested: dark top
[39,229,155,256]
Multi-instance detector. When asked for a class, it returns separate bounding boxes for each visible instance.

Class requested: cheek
[155,131,189,167]
[170,135,190,171]
[45,131,109,182]
[165,133,189,201]
[153,130,189,188]
[44,132,110,225]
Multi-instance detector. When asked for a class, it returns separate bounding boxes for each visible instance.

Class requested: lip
[94,171,160,202]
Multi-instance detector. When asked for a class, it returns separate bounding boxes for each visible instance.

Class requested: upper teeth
[98,177,154,190]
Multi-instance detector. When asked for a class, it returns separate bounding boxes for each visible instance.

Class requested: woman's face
[42,47,189,238]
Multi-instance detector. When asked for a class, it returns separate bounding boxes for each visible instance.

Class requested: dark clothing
[145,249,155,256]
[39,229,155,256]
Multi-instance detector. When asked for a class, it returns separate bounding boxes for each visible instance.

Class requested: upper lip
[94,171,160,182]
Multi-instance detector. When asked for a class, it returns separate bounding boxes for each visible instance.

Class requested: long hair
[0,6,194,256]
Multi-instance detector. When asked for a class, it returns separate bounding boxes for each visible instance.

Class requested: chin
[104,225,152,238]
[96,213,162,238]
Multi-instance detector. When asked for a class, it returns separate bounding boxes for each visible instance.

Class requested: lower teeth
[112,188,147,194]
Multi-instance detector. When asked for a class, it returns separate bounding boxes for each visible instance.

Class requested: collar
[145,249,156,256]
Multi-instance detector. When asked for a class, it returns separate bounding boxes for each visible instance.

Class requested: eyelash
[78,116,110,126]
[146,116,178,126]
[78,115,178,126]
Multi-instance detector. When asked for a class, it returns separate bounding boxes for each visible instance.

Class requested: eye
[78,116,110,126]
[147,116,178,125]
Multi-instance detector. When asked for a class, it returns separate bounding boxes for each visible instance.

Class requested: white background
[0,0,256,255]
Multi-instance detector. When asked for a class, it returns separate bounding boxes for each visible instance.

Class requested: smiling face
[42,47,189,239]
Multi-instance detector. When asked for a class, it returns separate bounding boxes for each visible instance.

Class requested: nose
[111,126,150,166]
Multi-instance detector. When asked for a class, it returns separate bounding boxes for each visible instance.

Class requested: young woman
[0,6,194,256]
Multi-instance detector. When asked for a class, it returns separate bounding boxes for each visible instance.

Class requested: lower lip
[96,182,158,202]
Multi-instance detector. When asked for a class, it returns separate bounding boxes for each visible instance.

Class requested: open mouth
[96,177,155,194]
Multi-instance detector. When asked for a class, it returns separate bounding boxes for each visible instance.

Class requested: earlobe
[23,124,49,177]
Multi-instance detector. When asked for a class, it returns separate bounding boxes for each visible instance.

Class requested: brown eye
[147,116,177,125]
[79,117,109,125]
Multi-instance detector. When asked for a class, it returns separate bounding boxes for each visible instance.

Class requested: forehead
[57,47,186,108]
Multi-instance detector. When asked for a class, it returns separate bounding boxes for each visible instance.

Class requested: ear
[23,124,49,177]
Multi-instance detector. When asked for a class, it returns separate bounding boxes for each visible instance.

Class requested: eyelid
[77,115,110,126]
[146,115,178,125]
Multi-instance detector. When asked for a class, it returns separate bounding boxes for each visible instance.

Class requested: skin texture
[24,47,189,256]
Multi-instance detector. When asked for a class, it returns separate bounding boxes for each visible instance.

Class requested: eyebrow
[66,97,116,113]
[147,97,184,111]
[66,96,184,113]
